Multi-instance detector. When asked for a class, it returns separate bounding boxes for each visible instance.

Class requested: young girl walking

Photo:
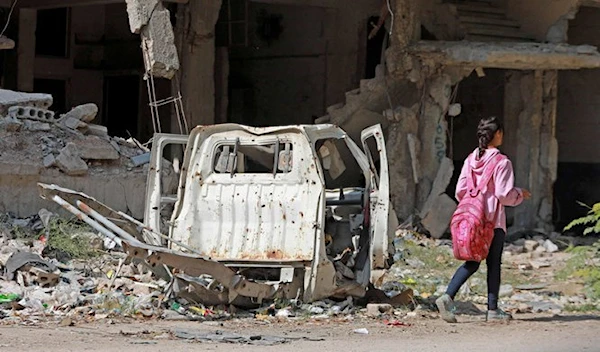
[436,116,531,323]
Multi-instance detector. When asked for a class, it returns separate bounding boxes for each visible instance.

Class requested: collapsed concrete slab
[73,136,119,160]
[408,41,600,70]
[0,94,178,219]
[0,89,53,115]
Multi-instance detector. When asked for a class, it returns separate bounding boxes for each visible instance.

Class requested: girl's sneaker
[435,294,457,323]
[486,308,513,322]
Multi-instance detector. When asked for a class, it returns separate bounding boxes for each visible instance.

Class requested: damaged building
[0,0,599,238]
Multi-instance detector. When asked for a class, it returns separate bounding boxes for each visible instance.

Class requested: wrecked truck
[38,123,397,305]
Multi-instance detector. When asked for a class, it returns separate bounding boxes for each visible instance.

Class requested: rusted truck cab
[145,124,394,302]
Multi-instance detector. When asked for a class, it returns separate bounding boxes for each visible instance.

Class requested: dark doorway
[33,79,66,113]
[103,76,140,139]
[35,8,70,57]
[365,16,386,79]
[447,69,505,200]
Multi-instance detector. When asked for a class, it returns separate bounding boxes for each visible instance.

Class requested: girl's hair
[477,116,504,158]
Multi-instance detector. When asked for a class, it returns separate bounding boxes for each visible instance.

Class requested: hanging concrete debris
[125,0,180,79]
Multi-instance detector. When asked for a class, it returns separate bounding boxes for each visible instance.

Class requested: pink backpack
[450,154,504,262]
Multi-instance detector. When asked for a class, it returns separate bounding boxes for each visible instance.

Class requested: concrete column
[538,70,559,231]
[385,105,419,220]
[393,0,420,49]
[173,0,223,129]
[17,9,36,92]
[505,70,556,232]
[416,74,451,209]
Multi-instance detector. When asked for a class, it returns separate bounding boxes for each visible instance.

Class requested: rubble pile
[0,89,151,177]
[382,228,600,317]
[0,89,178,219]
[0,211,169,325]
[0,209,597,328]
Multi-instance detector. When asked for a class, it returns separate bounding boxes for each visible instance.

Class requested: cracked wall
[505,70,558,232]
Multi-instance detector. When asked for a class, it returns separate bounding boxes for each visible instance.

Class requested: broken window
[35,8,70,58]
[216,0,249,47]
[213,141,293,175]
[315,138,363,190]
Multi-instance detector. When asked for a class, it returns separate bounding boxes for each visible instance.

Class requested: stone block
[366,303,393,317]
[63,103,98,123]
[421,193,456,239]
[62,116,88,130]
[56,143,88,176]
[86,124,109,138]
[73,136,119,160]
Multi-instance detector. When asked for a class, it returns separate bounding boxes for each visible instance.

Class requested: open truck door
[360,124,394,269]
[144,134,188,244]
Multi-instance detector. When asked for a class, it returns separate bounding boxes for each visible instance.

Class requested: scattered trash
[0,293,19,303]
[383,319,411,327]
[353,328,369,335]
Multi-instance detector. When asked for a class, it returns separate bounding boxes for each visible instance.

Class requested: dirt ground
[0,313,598,352]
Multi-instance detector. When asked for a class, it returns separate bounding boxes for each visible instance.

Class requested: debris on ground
[0,204,597,328]
[0,90,155,177]
[0,89,178,220]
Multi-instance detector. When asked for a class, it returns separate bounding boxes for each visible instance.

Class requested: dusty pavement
[0,313,598,352]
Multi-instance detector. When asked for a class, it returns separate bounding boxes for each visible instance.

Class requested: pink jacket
[455,148,524,232]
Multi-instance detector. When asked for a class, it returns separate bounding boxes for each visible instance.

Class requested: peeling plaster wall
[506,0,580,41]
[505,70,558,232]
[416,74,451,209]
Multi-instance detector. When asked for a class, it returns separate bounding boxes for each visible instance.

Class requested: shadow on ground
[517,314,600,323]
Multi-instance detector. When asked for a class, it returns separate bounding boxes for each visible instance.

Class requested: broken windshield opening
[213,141,293,175]
[315,138,364,190]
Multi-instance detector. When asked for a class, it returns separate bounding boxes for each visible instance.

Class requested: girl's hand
[522,189,532,200]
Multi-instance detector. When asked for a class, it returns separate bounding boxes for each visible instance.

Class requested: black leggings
[446,229,506,310]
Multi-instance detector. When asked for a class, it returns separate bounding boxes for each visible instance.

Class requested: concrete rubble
[0,89,178,219]
[383,228,600,319]
[0,206,596,329]
[125,0,180,79]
